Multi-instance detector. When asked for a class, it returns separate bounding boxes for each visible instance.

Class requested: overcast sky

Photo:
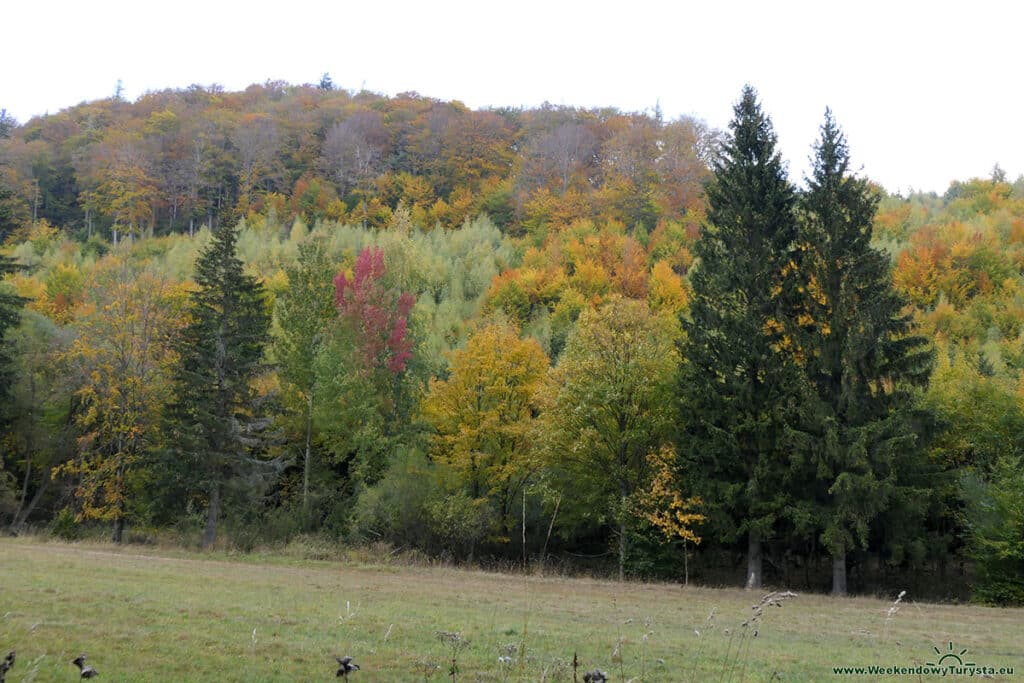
[4,0,1020,194]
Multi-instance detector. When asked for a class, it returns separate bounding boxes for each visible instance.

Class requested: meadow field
[0,538,1020,682]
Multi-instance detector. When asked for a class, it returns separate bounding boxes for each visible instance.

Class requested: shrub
[51,507,82,540]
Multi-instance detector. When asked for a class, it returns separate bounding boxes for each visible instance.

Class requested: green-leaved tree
[273,238,337,516]
[541,297,680,580]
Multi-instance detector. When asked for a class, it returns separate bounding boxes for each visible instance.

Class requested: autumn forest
[1,81,1023,605]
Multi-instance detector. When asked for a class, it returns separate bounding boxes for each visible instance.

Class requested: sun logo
[926,642,976,667]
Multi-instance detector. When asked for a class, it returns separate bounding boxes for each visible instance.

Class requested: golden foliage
[638,445,704,545]
[422,322,548,519]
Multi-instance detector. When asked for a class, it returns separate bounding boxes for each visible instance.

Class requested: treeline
[0,80,712,241]
[2,84,1024,605]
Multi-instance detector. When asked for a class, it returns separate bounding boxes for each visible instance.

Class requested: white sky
[3,0,1021,194]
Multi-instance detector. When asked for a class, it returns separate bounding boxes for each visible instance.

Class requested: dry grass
[0,538,1020,681]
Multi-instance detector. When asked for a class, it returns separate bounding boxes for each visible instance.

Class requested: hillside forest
[1,81,1023,605]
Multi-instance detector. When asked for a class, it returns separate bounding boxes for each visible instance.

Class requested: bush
[352,448,436,549]
[282,534,343,561]
[51,507,82,541]
[425,491,494,562]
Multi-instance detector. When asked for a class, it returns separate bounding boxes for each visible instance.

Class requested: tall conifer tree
[798,111,933,595]
[0,253,28,413]
[679,86,803,589]
[168,224,270,549]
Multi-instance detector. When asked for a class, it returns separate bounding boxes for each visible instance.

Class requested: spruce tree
[798,111,932,595]
[0,253,28,413]
[678,86,803,589]
[168,224,270,549]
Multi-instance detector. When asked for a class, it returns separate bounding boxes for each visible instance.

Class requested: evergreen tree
[167,223,270,549]
[0,252,28,413]
[0,251,28,520]
[798,111,933,595]
[678,86,803,590]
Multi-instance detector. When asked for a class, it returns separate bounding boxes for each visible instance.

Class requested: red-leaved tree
[334,247,415,374]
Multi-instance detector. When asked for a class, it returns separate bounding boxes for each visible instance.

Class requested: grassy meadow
[0,538,1021,682]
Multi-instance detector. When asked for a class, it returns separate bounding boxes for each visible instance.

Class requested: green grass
[0,538,1020,682]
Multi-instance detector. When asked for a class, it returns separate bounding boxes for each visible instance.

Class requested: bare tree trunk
[618,516,627,582]
[522,486,527,570]
[111,461,125,543]
[540,494,560,574]
[684,539,689,587]
[11,468,51,532]
[746,530,763,590]
[203,482,220,550]
[302,393,313,518]
[12,455,31,530]
[12,376,36,530]
[832,548,847,597]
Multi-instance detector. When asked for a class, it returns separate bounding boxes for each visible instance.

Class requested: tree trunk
[683,539,689,587]
[522,486,527,570]
[303,393,313,517]
[832,548,847,597]
[111,461,125,544]
[11,467,51,532]
[203,482,220,550]
[618,515,627,582]
[14,454,31,528]
[746,530,763,590]
[12,377,36,531]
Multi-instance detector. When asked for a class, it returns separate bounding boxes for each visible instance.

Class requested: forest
[1,80,1023,605]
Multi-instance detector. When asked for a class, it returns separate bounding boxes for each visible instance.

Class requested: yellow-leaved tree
[638,444,704,584]
[56,255,186,542]
[421,321,548,550]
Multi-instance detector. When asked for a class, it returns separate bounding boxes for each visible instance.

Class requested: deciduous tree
[422,322,547,542]
[540,297,679,579]
[314,247,416,484]
[273,239,336,513]
[57,257,184,541]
